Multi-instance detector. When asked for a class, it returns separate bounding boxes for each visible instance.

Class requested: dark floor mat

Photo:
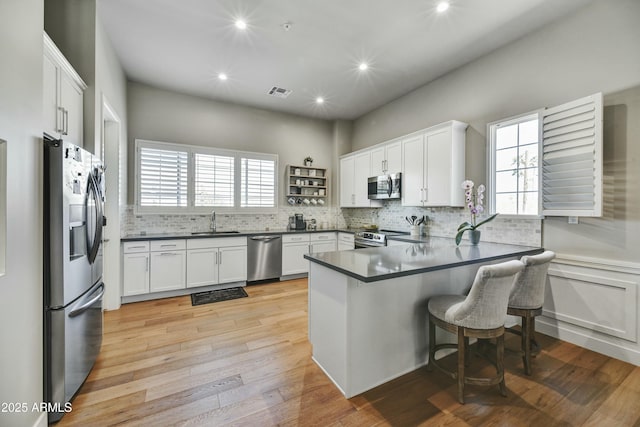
[190,287,248,306]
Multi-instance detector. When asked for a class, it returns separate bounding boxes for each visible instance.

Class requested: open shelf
[287,164,328,206]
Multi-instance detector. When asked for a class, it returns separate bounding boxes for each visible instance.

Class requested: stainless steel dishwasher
[247,235,282,282]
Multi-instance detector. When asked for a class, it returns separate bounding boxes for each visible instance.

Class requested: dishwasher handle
[250,236,281,242]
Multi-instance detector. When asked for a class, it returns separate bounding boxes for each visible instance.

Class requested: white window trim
[135,139,278,215]
[487,109,544,219]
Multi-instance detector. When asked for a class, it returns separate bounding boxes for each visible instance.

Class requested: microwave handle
[387,175,393,197]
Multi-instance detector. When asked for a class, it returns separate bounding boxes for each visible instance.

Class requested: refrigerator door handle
[85,173,104,264]
[69,283,104,318]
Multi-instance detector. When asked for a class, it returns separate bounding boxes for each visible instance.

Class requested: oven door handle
[69,283,104,318]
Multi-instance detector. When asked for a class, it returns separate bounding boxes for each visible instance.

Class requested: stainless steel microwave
[367,173,401,200]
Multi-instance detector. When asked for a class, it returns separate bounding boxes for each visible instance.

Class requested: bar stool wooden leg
[522,314,532,376]
[427,316,435,372]
[457,328,465,404]
[497,334,507,397]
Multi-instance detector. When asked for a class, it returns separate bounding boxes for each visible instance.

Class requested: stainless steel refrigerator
[43,135,105,423]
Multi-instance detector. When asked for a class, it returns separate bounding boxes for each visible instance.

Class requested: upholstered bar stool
[507,250,556,375]
[427,260,525,404]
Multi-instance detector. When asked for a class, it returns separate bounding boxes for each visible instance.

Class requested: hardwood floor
[59,279,640,426]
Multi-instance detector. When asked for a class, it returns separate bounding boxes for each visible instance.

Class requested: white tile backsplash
[121,200,540,246]
[120,206,347,236]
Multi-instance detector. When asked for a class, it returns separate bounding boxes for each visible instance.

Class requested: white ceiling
[98,0,592,120]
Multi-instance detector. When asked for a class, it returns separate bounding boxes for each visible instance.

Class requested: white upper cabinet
[402,121,467,207]
[370,140,402,176]
[43,33,86,146]
[401,134,425,206]
[340,152,382,208]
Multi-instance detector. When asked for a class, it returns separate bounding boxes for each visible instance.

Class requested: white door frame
[101,94,122,311]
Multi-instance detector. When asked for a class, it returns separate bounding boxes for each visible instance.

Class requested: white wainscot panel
[538,255,640,365]
[544,267,637,342]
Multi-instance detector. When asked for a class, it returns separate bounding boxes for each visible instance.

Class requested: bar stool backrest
[446,260,524,329]
[509,251,556,310]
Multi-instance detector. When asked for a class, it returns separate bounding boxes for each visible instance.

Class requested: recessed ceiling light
[358,62,368,71]
[316,97,324,104]
[235,19,247,30]
[436,2,450,13]
[218,73,228,81]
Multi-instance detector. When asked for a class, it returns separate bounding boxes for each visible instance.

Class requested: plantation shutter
[241,157,276,207]
[541,93,602,217]
[138,146,188,207]
[194,153,234,207]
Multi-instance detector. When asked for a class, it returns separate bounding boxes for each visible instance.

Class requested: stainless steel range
[354,230,407,248]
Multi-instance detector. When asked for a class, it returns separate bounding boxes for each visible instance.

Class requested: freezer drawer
[46,281,104,423]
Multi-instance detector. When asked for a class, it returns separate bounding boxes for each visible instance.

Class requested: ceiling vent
[268,86,292,99]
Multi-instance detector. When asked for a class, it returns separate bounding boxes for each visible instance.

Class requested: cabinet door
[150,251,186,292]
[385,141,402,173]
[370,147,385,176]
[43,54,60,137]
[218,246,248,283]
[282,243,310,275]
[122,253,149,296]
[354,152,372,207]
[340,156,355,207]
[402,134,425,206]
[425,129,452,206]
[186,248,218,288]
[338,241,354,251]
[59,72,84,147]
[311,241,336,254]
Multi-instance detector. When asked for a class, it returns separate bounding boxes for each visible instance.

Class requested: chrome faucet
[210,210,216,232]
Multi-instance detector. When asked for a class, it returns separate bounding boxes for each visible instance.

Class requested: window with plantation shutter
[488,92,603,218]
[135,139,278,213]
[541,93,602,217]
[241,157,276,207]
[194,153,234,207]
[138,146,188,207]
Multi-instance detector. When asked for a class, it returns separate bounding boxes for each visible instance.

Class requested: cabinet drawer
[187,236,247,249]
[283,233,310,244]
[338,233,355,243]
[215,236,247,248]
[310,232,336,242]
[150,239,186,252]
[123,241,149,253]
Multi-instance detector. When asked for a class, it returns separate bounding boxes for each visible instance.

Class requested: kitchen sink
[191,231,240,235]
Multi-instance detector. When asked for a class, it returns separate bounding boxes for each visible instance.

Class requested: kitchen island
[304,237,542,398]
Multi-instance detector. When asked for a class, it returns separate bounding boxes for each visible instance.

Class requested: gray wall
[45,0,98,152]
[127,81,335,206]
[350,0,640,262]
[0,0,45,425]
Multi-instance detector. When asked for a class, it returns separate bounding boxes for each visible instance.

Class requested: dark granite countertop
[120,228,359,242]
[304,237,543,283]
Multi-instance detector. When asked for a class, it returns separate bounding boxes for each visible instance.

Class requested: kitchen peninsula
[304,238,542,398]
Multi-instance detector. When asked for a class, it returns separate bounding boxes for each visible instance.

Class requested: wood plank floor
[58,279,640,426]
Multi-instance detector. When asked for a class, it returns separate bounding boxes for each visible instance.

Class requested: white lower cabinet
[122,237,247,299]
[122,241,150,296]
[150,250,186,292]
[338,232,355,251]
[186,248,218,288]
[310,233,337,254]
[186,237,247,288]
[218,246,248,283]
[282,233,338,276]
[149,239,186,292]
[282,234,310,276]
